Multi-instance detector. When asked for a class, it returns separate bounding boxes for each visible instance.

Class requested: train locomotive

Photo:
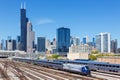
[12,58,91,76]
[54,60,120,75]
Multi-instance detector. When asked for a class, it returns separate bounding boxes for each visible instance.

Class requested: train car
[12,57,35,64]
[12,58,91,76]
[34,60,63,70]
[34,60,91,75]
[63,63,90,76]
[54,60,120,75]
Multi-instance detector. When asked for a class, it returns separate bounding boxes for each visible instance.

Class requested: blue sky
[0,0,120,46]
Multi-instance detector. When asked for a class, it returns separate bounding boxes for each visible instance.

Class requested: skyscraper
[92,37,95,47]
[12,40,16,50]
[1,39,4,50]
[46,39,51,49]
[16,36,21,50]
[111,39,117,53]
[6,37,13,51]
[57,27,70,52]
[53,38,56,47]
[83,36,89,44]
[96,32,111,53]
[37,37,46,52]
[83,37,86,44]
[27,21,35,53]
[20,3,28,51]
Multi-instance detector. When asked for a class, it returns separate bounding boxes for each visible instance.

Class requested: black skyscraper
[37,37,46,52]
[20,3,28,51]
[57,27,70,52]
[12,40,16,50]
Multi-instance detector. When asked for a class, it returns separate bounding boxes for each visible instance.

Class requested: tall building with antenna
[20,3,35,52]
[20,3,28,51]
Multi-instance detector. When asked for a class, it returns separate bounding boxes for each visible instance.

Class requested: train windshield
[85,66,89,70]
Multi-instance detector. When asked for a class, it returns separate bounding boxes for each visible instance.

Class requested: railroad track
[13,60,105,80]
[0,60,28,80]
[1,60,74,80]
[0,66,10,80]
[0,59,105,80]
[92,71,120,80]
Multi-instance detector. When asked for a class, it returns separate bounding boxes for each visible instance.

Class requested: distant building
[111,39,117,53]
[97,56,120,64]
[27,21,35,53]
[92,37,96,47]
[69,44,92,53]
[46,39,51,49]
[46,38,57,54]
[6,37,17,51]
[83,37,86,44]
[70,36,80,46]
[0,39,4,50]
[83,36,89,44]
[67,44,92,60]
[53,38,56,47]
[12,40,16,50]
[87,42,93,46]
[20,3,28,51]
[37,37,46,52]
[96,32,111,53]
[0,43,2,50]
[16,36,21,50]
[6,38,13,51]
[57,27,70,53]
[117,48,120,53]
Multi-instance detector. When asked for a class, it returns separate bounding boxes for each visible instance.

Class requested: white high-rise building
[96,32,111,53]
[27,21,35,53]
[46,39,51,49]
[6,40,13,51]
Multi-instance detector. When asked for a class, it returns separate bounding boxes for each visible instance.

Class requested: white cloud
[37,19,55,25]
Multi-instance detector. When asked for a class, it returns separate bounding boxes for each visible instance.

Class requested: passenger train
[54,60,120,75]
[12,58,91,76]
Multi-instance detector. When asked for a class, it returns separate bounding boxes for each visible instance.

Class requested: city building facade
[111,39,117,53]
[12,40,16,50]
[37,37,46,52]
[16,36,21,50]
[27,21,35,53]
[96,32,111,53]
[97,56,120,64]
[57,27,70,52]
[67,44,92,60]
[83,36,89,44]
[69,44,92,53]
[20,3,28,51]
[70,36,80,46]
[6,38,16,51]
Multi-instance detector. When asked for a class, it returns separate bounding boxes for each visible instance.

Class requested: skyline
[0,0,120,46]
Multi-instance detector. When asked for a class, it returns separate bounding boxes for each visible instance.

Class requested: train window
[97,64,99,66]
[106,65,108,67]
[116,71,118,72]
[109,70,112,72]
[116,66,119,68]
[85,66,89,69]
